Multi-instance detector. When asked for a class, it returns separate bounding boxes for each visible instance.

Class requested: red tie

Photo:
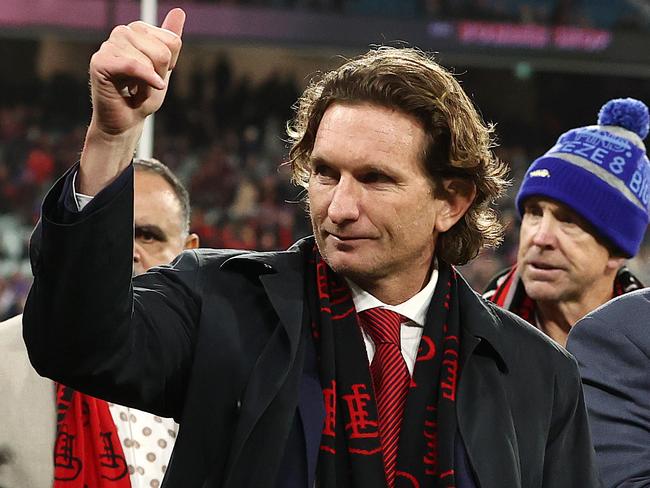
[358,308,410,488]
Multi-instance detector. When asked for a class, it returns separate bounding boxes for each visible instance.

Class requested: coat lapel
[456,277,522,488]
[221,245,308,486]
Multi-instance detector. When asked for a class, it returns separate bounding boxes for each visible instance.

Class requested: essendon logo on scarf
[54,384,130,487]
[440,331,459,402]
[316,260,330,304]
[342,384,379,453]
[321,381,380,455]
[54,424,83,480]
[423,405,439,475]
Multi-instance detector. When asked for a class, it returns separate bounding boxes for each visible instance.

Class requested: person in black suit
[567,289,650,487]
[23,8,601,488]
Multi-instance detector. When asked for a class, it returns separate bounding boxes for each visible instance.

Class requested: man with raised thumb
[79,8,185,196]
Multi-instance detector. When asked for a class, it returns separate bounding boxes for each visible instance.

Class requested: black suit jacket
[567,289,650,488]
[23,166,601,487]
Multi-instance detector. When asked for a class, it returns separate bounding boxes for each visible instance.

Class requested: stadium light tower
[136,0,157,160]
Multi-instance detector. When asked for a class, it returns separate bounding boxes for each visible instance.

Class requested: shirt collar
[345,259,439,327]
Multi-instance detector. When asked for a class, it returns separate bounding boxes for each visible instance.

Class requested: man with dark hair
[0,157,198,488]
[131,157,198,275]
[484,98,649,347]
[23,9,600,488]
[133,157,193,234]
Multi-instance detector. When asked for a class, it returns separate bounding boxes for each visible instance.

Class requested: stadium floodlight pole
[136,0,158,160]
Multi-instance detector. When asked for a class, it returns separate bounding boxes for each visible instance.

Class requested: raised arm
[23,9,199,419]
[79,8,185,195]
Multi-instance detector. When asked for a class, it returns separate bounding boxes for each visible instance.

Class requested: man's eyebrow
[308,155,327,166]
[309,156,391,173]
[134,224,168,242]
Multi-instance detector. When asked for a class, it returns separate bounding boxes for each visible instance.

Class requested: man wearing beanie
[484,98,649,347]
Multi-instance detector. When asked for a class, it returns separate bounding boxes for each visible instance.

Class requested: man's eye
[135,228,161,243]
[313,165,337,180]
[361,171,391,184]
[556,213,578,225]
[524,206,543,217]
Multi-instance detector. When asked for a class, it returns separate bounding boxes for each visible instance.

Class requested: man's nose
[133,240,142,264]
[531,214,557,248]
[133,240,145,276]
[327,177,361,224]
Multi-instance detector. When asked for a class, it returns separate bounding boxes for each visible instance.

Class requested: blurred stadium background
[0,0,649,319]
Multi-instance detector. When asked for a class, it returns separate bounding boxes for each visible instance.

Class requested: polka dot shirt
[108,403,178,488]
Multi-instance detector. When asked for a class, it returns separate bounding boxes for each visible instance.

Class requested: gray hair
[133,158,191,235]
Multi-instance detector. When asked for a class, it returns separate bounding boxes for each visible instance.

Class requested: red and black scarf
[307,247,461,488]
[486,265,644,321]
[54,384,131,487]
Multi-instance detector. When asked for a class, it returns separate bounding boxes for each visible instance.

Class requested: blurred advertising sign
[428,21,612,52]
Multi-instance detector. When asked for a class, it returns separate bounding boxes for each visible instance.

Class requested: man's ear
[434,176,477,233]
[606,255,626,274]
[184,233,200,250]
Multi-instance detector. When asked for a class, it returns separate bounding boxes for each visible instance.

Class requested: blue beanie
[516,98,650,257]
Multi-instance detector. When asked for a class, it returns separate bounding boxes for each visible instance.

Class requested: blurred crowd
[1,52,649,320]
[184,0,648,31]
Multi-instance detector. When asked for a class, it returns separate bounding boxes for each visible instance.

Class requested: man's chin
[318,240,378,277]
[323,256,359,276]
[522,281,563,302]
[321,251,366,278]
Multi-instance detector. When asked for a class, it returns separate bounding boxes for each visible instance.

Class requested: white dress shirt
[346,263,438,376]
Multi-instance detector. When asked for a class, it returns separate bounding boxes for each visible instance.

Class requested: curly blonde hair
[287,47,509,265]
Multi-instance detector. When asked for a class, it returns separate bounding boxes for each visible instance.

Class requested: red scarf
[308,247,460,487]
[486,265,643,322]
[54,384,131,487]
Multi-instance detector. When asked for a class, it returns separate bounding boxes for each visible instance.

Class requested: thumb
[161,8,186,38]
